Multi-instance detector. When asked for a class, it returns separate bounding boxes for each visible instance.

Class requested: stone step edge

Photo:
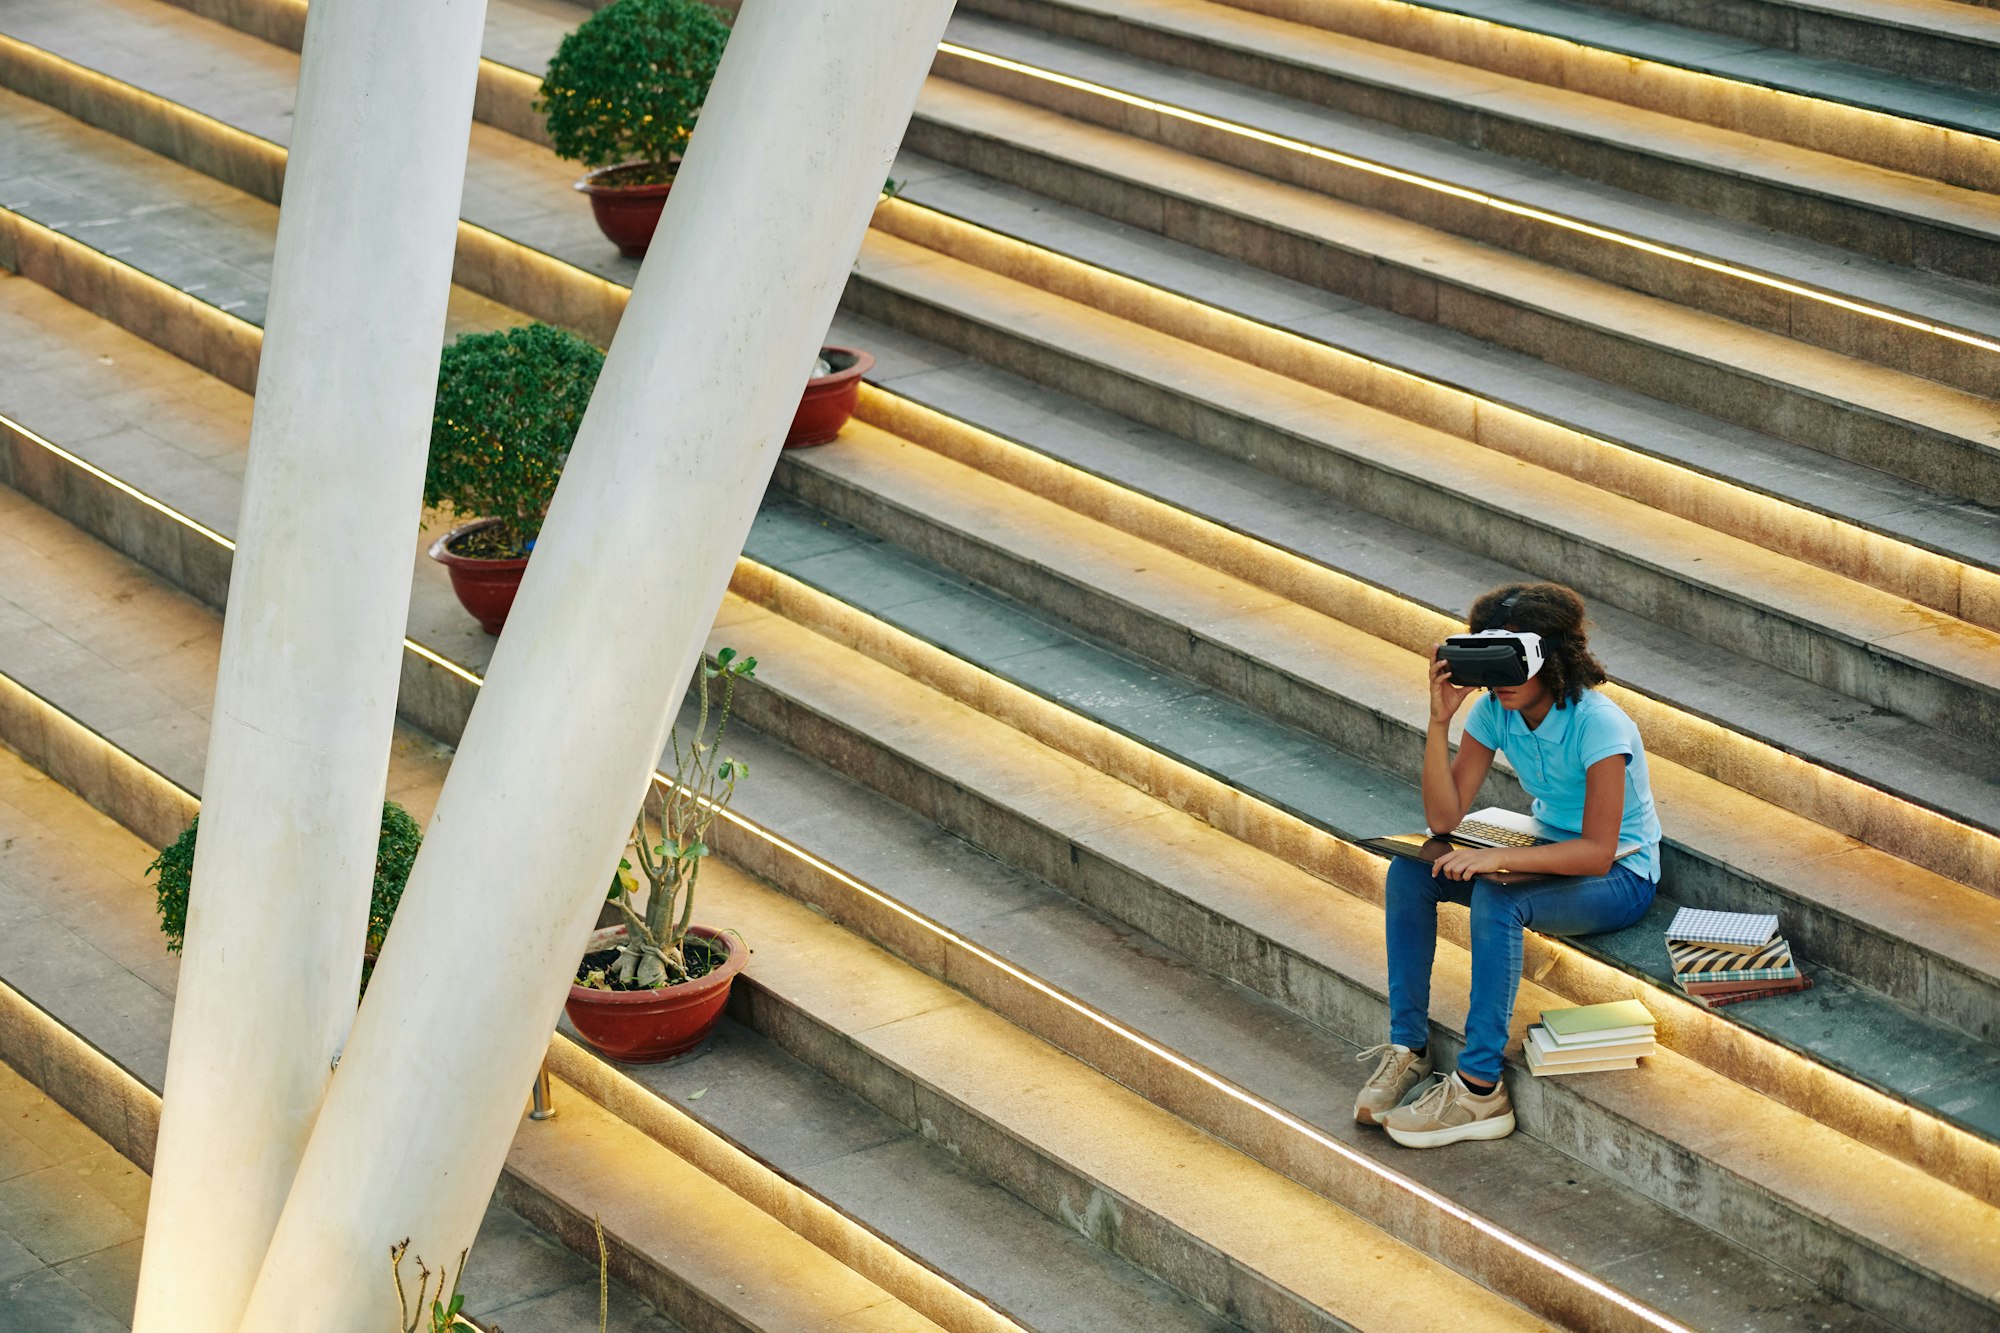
[847,238,2000,767]
[0,30,629,361]
[704,603,2000,1328]
[722,554,2000,1209]
[906,78,2000,504]
[0,648,1013,1332]
[935,9,2000,268]
[869,192,2000,632]
[544,1035,1025,1333]
[472,0,2000,396]
[970,0,2000,189]
[150,0,555,148]
[777,422,2000,1022]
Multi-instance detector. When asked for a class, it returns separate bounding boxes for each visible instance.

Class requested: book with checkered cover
[1668,939,1795,983]
[1664,906,1779,952]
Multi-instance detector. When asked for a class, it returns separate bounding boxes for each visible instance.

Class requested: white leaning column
[131,3,489,1331]
[234,2,955,1324]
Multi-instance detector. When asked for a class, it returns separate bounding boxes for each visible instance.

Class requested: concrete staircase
[0,0,1995,1327]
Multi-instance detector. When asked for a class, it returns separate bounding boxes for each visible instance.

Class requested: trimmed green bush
[150,802,424,955]
[427,323,604,557]
[537,0,731,184]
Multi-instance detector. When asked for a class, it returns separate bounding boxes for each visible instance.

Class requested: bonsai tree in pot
[425,322,604,634]
[151,801,422,989]
[567,647,757,1062]
[538,0,731,257]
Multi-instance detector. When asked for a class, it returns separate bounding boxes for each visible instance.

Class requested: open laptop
[1447,807,1642,860]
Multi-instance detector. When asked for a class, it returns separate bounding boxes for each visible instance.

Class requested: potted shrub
[538,0,731,258]
[151,801,422,990]
[567,648,756,1062]
[425,323,604,634]
[785,346,876,448]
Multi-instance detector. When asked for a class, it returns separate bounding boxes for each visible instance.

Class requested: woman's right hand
[1429,651,1476,727]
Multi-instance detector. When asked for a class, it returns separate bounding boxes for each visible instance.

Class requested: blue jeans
[1385,857,1655,1084]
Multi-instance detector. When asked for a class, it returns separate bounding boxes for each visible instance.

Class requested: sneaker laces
[1406,1072,1460,1117]
[1355,1043,1416,1087]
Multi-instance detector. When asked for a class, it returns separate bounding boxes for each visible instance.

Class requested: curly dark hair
[1466,582,1607,707]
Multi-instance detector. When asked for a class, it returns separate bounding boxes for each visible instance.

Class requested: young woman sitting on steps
[1356,582,1661,1149]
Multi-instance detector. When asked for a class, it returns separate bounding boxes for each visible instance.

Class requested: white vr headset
[1439,629,1545,687]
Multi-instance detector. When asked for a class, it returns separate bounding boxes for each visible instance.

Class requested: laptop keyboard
[1455,819,1551,849]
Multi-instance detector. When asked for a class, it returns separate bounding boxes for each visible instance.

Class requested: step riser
[151,0,555,148]
[869,197,2000,633]
[0,208,262,394]
[1542,0,2000,92]
[840,272,2000,745]
[900,109,2000,508]
[714,674,1994,1330]
[0,32,287,205]
[771,451,2000,1034]
[938,9,2000,289]
[1178,0,2000,188]
[491,1171,759,1333]
[0,35,619,349]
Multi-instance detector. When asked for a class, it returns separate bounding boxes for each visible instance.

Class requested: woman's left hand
[1431,845,1512,881]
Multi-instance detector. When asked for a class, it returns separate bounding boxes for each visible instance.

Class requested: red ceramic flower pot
[575,162,675,258]
[428,519,529,635]
[566,924,746,1063]
[785,346,874,448]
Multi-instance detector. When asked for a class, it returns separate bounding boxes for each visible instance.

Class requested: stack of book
[1665,906,1812,1007]
[1524,998,1656,1076]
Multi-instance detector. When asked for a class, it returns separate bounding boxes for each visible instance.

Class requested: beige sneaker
[1353,1043,1432,1125]
[1383,1071,1516,1147]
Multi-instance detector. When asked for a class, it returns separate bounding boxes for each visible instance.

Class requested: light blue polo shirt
[1463,688,1662,882]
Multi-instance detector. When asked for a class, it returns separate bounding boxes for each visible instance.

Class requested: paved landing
[0,1058,143,1330]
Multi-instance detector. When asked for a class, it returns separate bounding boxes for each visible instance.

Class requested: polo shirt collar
[1517,695,1574,744]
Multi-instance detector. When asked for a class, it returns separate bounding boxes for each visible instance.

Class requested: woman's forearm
[1421,720,1463,833]
[1486,837,1618,878]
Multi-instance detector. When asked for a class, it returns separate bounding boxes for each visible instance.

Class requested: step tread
[886,153,2000,583]
[709,597,2000,1301]
[741,466,2000,1151]
[584,1016,1236,1333]
[916,73,2000,450]
[946,4,2000,238]
[1377,0,2000,120]
[854,229,2000,717]
[509,1086,947,1333]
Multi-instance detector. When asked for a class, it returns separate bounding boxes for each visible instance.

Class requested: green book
[1540,999,1655,1042]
